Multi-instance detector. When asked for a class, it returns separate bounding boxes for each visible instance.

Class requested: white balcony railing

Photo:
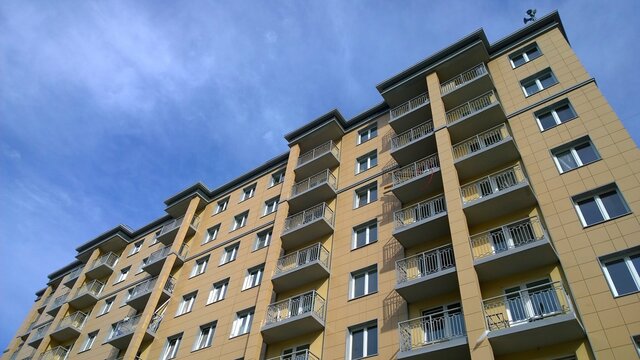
[440,63,488,95]
[39,346,69,360]
[55,311,88,332]
[390,92,430,121]
[398,308,466,352]
[470,216,547,260]
[147,244,189,266]
[460,164,526,205]
[275,243,330,276]
[283,203,334,233]
[50,293,68,309]
[297,141,340,167]
[75,279,104,299]
[107,313,162,342]
[391,121,434,150]
[127,276,176,302]
[291,169,337,198]
[394,195,446,229]
[446,90,498,124]
[264,291,326,326]
[452,124,510,160]
[392,154,440,186]
[396,244,455,284]
[483,281,573,331]
[66,266,83,282]
[266,350,320,360]
[91,252,119,271]
[31,323,51,342]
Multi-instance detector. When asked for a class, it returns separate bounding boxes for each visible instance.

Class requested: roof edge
[284,109,347,143]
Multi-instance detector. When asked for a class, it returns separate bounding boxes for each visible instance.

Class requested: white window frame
[263,197,279,216]
[573,185,630,227]
[241,184,256,201]
[534,100,578,131]
[115,267,130,284]
[270,170,285,187]
[509,43,542,68]
[242,265,264,290]
[350,266,378,299]
[600,248,640,297]
[254,229,272,250]
[230,309,254,337]
[129,240,143,255]
[220,243,239,265]
[354,182,377,208]
[352,220,378,249]
[520,69,558,96]
[193,322,216,350]
[80,331,98,352]
[208,279,229,304]
[203,225,220,244]
[357,124,377,144]
[191,256,209,277]
[551,137,600,173]
[356,151,377,174]
[176,292,197,316]
[347,321,378,360]
[214,198,229,214]
[99,297,115,315]
[232,212,249,231]
[161,334,182,360]
[137,257,148,274]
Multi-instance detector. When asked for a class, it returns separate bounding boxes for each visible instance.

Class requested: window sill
[356,136,377,146]
[539,115,579,133]
[354,200,377,210]
[352,354,379,360]
[511,54,542,69]
[556,158,601,175]
[581,211,632,229]
[174,311,193,319]
[355,164,378,176]
[189,272,206,279]
[206,299,224,306]
[524,82,558,98]
[252,245,269,253]
[348,291,378,302]
[229,226,247,234]
[241,284,260,292]
[191,345,212,353]
[612,289,640,299]
[351,240,378,252]
[238,197,254,204]
[219,259,236,267]
[229,332,250,340]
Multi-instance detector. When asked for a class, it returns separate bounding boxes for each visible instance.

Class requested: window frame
[129,240,143,256]
[350,265,378,300]
[193,322,216,351]
[357,124,378,145]
[232,211,249,231]
[230,308,254,338]
[220,243,240,265]
[354,182,378,208]
[347,321,378,360]
[240,184,256,202]
[203,224,220,245]
[509,43,542,68]
[80,331,98,352]
[242,265,265,290]
[355,151,378,174]
[551,136,601,173]
[214,198,229,214]
[599,247,640,297]
[191,256,210,278]
[269,170,285,187]
[254,229,272,251]
[207,279,229,304]
[534,99,578,131]
[572,184,631,227]
[99,297,115,316]
[115,266,130,284]
[176,292,197,316]
[352,220,378,250]
[520,68,558,97]
[263,197,280,216]
[161,334,183,360]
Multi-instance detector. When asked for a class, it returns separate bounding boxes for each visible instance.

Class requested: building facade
[4,11,640,360]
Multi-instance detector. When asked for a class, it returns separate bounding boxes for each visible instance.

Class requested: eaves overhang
[284,109,346,148]
[46,259,83,283]
[74,226,133,262]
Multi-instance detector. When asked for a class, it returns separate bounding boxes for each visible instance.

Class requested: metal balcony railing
[75,279,104,299]
[39,346,69,360]
[392,154,440,186]
[470,217,547,260]
[191,214,201,231]
[31,323,50,342]
[41,294,52,307]
[391,121,434,150]
[66,266,83,282]
[440,63,488,95]
[291,169,337,198]
[275,243,330,275]
[264,291,326,326]
[107,313,162,341]
[445,90,498,124]
[158,217,184,237]
[127,276,176,301]
[390,92,430,121]
[266,350,320,360]
[483,281,573,331]
[398,307,466,352]
[452,124,510,160]
[50,293,68,309]
[55,311,88,332]
[396,244,455,284]
[147,244,189,266]
[460,164,526,205]
[394,195,446,229]
[297,141,340,167]
[283,203,334,233]
[91,252,119,270]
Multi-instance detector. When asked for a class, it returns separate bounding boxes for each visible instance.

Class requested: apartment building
[3,11,640,360]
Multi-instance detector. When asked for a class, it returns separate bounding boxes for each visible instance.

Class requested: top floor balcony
[85,252,119,279]
[445,90,505,143]
[289,169,337,213]
[155,215,200,245]
[390,120,436,166]
[398,307,469,360]
[281,203,335,250]
[440,63,493,108]
[295,141,340,179]
[272,242,331,293]
[262,291,326,344]
[389,92,432,134]
[63,265,83,288]
[391,154,442,204]
[106,313,161,349]
[393,195,449,248]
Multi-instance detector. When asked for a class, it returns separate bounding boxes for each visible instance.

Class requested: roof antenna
[524,9,537,24]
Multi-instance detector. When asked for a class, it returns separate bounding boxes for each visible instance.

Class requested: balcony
[272,243,331,293]
[281,203,335,250]
[142,244,189,276]
[398,308,469,360]
[392,154,443,204]
[460,164,536,226]
[39,346,69,360]
[393,195,449,248]
[390,121,436,166]
[106,314,161,349]
[38,294,52,310]
[126,276,176,311]
[389,93,432,134]
[46,293,68,316]
[396,245,458,302]
[289,169,337,213]
[68,279,104,309]
[27,323,50,348]
[154,215,200,245]
[63,266,83,288]
[440,63,493,108]
[483,281,584,355]
[85,252,119,279]
[471,217,557,281]
[445,91,505,143]
[262,291,326,343]
[266,350,320,360]
[50,311,87,341]
[452,124,519,181]
[294,141,340,179]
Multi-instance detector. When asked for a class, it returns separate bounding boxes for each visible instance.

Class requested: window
[241,184,256,201]
[573,185,630,227]
[176,292,197,316]
[282,345,310,360]
[138,258,148,273]
[509,43,542,67]
[634,335,640,357]
[263,197,279,216]
[534,100,578,131]
[354,182,377,208]
[193,322,216,351]
[80,331,98,352]
[161,334,182,360]
[215,198,229,214]
[520,68,558,96]
[356,151,377,174]
[503,280,561,324]
[208,279,229,304]
[243,265,264,290]
[232,212,249,231]
[191,256,209,277]
[254,229,272,250]
[220,243,239,265]
[350,266,378,299]
[353,221,378,249]
[421,303,464,341]
[203,225,220,244]
[130,241,143,255]
[99,297,115,315]
[600,248,640,297]
[348,322,378,359]
[230,309,254,337]
[552,137,600,173]
[151,230,161,245]
[115,267,130,284]
[270,170,285,187]
[358,124,378,144]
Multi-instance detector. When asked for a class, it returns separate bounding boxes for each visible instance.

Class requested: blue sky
[1,0,639,349]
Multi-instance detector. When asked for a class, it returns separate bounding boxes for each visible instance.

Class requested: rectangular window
[521,68,558,96]
[600,247,640,297]
[243,265,264,290]
[80,331,98,352]
[215,198,229,214]
[634,335,640,357]
[220,243,239,265]
[151,230,161,245]
[358,124,378,144]
[263,197,279,215]
[230,309,254,337]
[193,322,216,350]
[356,151,378,174]
[203,225,220,244]
[99,297,115,315]
[254,229,272,250]
[161,334,182,360]
[348,322,378,359]
[535,99,578,131]
[573,184,630,227]
[270,170,285,187]
[350,266,378,299]
[208,279,229,304]
[115,267,130,284]
[191,256,209,277]
[552,136,600,173]
[232,212,249,231]
[353,221,378,249]
[137,257,148,273]
[241,184,256,201]
[129,240,143,255]
[176,292,197,316]
[355,182,377,208]
[509,43,542,68]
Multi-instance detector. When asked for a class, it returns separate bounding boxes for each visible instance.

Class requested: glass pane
[538,112,557,130]
[555,104,576,122]
[630,254,640,275]
[490,229,508,253]
[370,187,377,202]
[539,73,557,88]
[511,55,526,67]
[356,228,367,247]
[575,142,599,164]
[369,225,378,242]
[526,46,541,60]
[524,81,539,95]
[358,192,367,206]
[577,198,604,225]
[366,326,377,355]
[354,274,365,297]
[370,154,378,167]
[370,127,377,137]
[600,190,628,218]
[368,270,378,293]
[606,259,639,295]
[556,150,578,172]
[351,329,364,358]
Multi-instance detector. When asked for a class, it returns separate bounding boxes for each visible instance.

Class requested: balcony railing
[147,244,189,265]
[452,124,510,160]
[127,276,176,301]
[398,308,466,352]
[483,281,573,331]
[264,291,326,326]
[31,323,50,342]
[394,195,446,229]
[91,252,119,270]
[391,121,434,150]
[75,279,104,298]
[107,313,162,341]
[55,311,88,332]
[158,217,184,238]
[392,154,440,186]
[39,346,69,360]
[470,217,547,260]
[275,243,330,275]
[446,90,498,124]
[460,164,526,205]
[396,244,455,284]
[66,266,83,282]
[50,293,68,309]
[283,203,334,233]
[266,350,320,360]
[40,294,52,307]
[390,92,430,121]
[440,63,488,95]
[297,141,339,167]
[291,169,337,198]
